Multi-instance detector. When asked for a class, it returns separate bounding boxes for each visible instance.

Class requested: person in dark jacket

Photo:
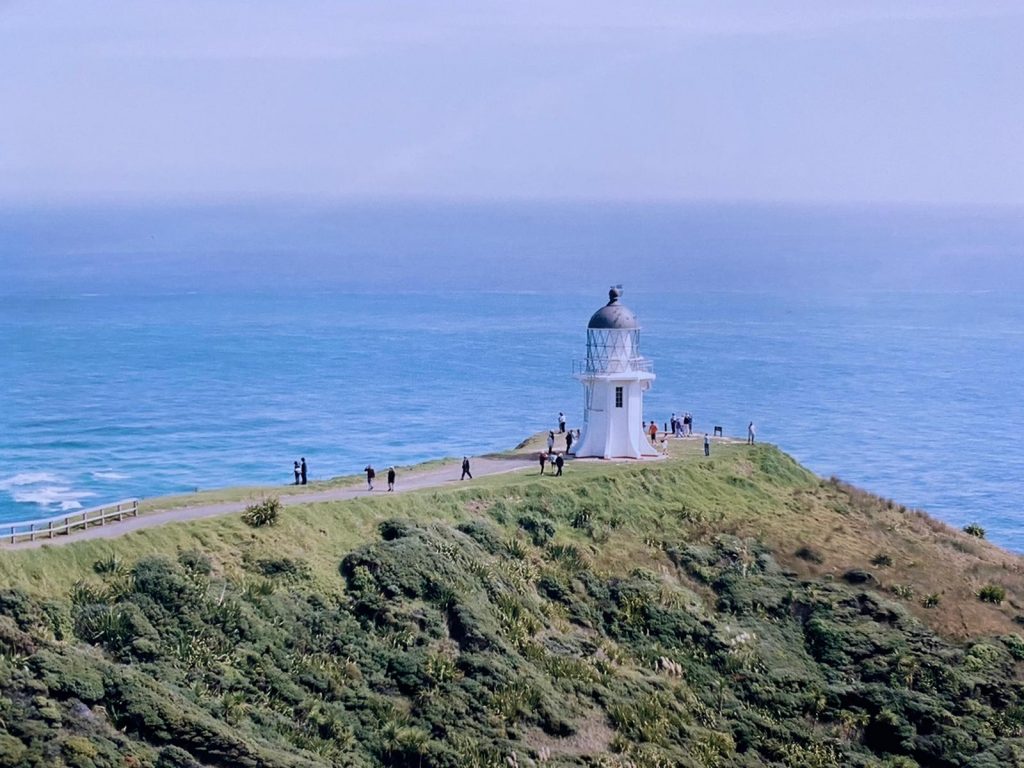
[554,453,564,476]
[293,461,300,485]
[461,457,472,480]
[539,452,547,474]
[387,466,396,492]
[565,430,574,453]
[364,465,375,491]
[300,458,307,485]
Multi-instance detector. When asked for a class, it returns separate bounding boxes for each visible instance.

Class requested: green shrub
[241,578,276,598]
[93,554,125,575]
[0,734,26,768]
[795,546,823,564]
[871,553,893,567]
[890,584,915,600]
[979,584,1007,604]
[379,519,414,541]
[1001,634,1024,661]
[963,523,986,538]
[69,580,108,607]
[249,556,309,581]
[517,515,555,546]
[131,557,198,611]
[545,543,588,573]
[156,745,204,768]
[30,650,105,702]
[72,602,158,657]
[61,736,99,766]
[571,509,591,529]
[455,520,503,553]
[922,593,941,608]
[177,549,212,576]
[241,497,280,527]
[504,538,528,560]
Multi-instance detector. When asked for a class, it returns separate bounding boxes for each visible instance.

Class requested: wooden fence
[3,499,140,544]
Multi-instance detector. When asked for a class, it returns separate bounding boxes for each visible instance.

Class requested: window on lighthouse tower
[615,387,623,407]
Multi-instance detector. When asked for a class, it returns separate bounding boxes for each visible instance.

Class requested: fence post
[8,526,13,544]
[29,523,35,542]
[117,502,122,522]
[48,521,53,539]
[133,500,139,517]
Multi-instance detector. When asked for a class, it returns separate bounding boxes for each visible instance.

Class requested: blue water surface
[1,290,1021,550]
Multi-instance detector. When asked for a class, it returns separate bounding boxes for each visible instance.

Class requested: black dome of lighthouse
[587,287,639,330]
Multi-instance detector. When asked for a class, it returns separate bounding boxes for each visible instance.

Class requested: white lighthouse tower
[571,287,657,459]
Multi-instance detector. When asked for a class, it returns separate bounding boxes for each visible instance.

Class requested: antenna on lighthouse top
[608,285,623,304]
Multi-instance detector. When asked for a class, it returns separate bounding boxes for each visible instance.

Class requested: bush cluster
[0,484,1020,767]
[241,497,280,527]
[963,523,986,538]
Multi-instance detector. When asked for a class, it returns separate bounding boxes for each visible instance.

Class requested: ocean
[1,287,1021,550]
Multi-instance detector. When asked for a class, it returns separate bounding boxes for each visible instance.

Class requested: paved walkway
[7,456,534,550]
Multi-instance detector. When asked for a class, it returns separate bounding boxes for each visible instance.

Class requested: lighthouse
[570,287,657,459]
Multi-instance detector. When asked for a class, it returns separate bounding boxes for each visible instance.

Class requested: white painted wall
[572,373,656,459]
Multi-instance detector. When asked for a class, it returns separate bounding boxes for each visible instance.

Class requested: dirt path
[7,456,534,550]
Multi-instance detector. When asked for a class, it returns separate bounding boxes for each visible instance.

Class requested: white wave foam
[91,471,130,481]
[11,486,97,508]
[0,472,63,490]
[60,500,83,511]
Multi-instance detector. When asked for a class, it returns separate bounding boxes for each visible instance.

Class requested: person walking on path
[565,430,574,453]
[558,412,566,433]
[539,452,547,474]
[546,431,555,454]
[554,453,564,476]
[387,466,396,492]
[747,422,756,445]
[364,465,375,491]
[293,461,301,485]
[648,421,658,443]
[300,458,307,485]
[704,434,710,457]
[461,456,473,480]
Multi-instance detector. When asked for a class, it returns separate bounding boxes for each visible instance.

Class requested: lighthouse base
[570,374,658,459]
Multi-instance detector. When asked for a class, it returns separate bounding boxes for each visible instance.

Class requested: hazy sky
[2,1,1024,205]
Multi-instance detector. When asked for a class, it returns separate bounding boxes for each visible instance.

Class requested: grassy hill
[0,440,1022,767]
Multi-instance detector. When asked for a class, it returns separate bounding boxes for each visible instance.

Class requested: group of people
[362,456,473,491]
[670,412,693,437]
[539,450,565,476]
[539,413,573,476]
[295,455,472,494]
[547,428,576,454]
[363,465,398,491]
[643,417,757,457]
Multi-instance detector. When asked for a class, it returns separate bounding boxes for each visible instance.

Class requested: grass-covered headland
[1,440,1023,767]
